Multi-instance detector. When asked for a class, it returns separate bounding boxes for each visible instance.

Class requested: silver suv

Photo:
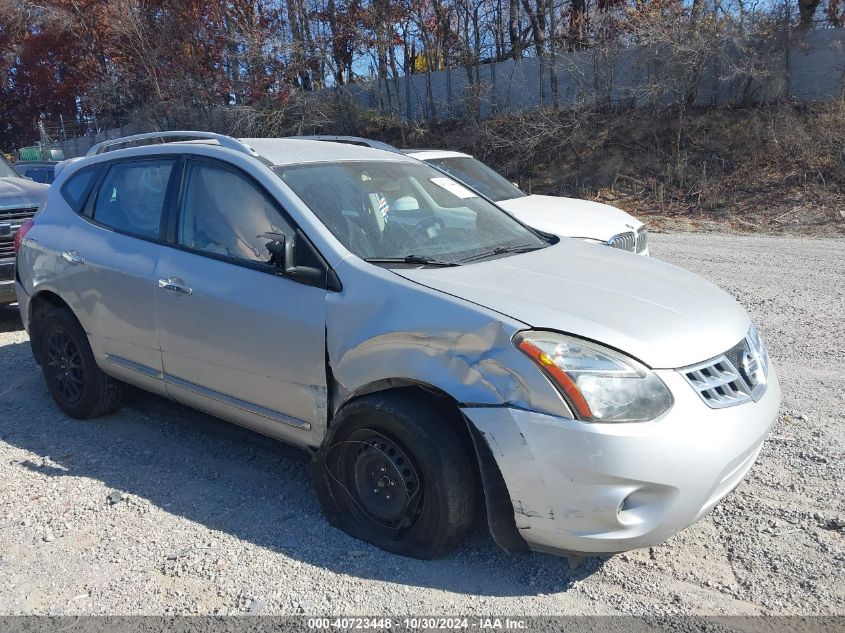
[15,132,779,560]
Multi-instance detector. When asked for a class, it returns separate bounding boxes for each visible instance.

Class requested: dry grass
[149,98,845,236]
[378,103,845,236]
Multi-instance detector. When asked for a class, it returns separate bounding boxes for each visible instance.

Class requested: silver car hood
[393,240,750,369]
[498,195,642,241]
[0,177,48,210]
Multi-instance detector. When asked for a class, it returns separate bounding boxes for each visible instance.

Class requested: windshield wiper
[459,244,545,264]
[364,255,461,267]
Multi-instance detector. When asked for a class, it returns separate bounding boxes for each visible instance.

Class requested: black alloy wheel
[36,306,125,418]
[44,329,84,405]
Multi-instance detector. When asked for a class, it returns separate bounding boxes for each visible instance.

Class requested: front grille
[0,206,38,225]
[636,226,649,253]
[0,206,37,261]
[0,236,14,260]
[680,329,770,409]
[608,231,636,252]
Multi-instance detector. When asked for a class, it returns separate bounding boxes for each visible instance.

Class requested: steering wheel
[404,216,445,247]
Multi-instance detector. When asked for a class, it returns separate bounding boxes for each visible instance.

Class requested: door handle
[61,250,84,265]
[157,277,193,296]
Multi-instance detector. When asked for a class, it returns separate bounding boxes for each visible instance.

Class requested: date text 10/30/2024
[307,618,529,630]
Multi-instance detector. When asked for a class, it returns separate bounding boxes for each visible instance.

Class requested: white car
[292,137,649,255]
[405,149,649,255]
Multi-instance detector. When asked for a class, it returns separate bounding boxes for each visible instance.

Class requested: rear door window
[93,160,175,239]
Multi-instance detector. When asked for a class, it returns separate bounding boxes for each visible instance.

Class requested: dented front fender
[326,257,570,418]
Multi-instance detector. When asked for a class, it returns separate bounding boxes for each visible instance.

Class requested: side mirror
[261,231,328,287]
[262,232,288,268]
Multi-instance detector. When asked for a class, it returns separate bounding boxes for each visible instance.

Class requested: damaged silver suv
[15,132,780,559]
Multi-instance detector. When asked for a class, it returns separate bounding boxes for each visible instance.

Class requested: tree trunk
[285,0,310,89]
[509,0,522,60]
[327,0,344,85]
[521,0,548,104]
[798,0,821,25]
[569,0,587,50]
[548,0,557,106]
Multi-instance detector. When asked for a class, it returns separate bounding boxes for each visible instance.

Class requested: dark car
[14,160,58,185]
[1,156,49,304]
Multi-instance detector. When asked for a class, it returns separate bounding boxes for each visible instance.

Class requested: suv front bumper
[462,366,780,555]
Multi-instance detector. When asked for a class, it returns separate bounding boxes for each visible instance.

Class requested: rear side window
[61,166,100,212]
[93,160,174,239]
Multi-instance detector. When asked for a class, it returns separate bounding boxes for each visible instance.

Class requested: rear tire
[38,307,124,418]
[312,389,476,559]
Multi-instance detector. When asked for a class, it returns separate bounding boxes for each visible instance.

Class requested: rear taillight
[13,219,35,256]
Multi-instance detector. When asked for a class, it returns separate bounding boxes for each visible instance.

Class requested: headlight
[636,227,649,254]
[746,324,769,382]
[515,331,673,423]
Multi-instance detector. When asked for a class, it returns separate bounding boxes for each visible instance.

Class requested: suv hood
[498,195,642,242]
[0,177,48,211]
[393,240,749,369]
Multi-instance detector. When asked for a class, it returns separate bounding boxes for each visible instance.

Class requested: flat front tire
[38,307,124,419]
[312,389,476,559]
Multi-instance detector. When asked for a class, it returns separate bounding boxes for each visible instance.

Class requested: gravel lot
[0,232,842,617]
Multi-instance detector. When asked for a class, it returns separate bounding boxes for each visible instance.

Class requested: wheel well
[28,291,72,365]
[332,378,450,415]
[332,381,528,554]
[332,381,474,466]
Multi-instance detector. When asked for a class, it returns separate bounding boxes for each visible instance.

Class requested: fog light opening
[616,486,678,530]
[616,490,646,528]
[619,492,642,514]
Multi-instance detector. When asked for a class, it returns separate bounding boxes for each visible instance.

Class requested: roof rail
[287,135,403,154]
[86,131,261,158]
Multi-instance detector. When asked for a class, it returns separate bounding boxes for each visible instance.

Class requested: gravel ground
[0,232,842,617]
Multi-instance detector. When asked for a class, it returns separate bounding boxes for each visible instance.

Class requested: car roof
[403,149,471,160]
[239,138,416,166]
[73,134,418,171]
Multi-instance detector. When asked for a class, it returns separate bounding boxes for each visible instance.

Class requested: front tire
[312,389,476,559]
[38,307,124,419]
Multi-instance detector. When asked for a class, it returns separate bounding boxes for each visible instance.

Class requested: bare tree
[521,0,550,104]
